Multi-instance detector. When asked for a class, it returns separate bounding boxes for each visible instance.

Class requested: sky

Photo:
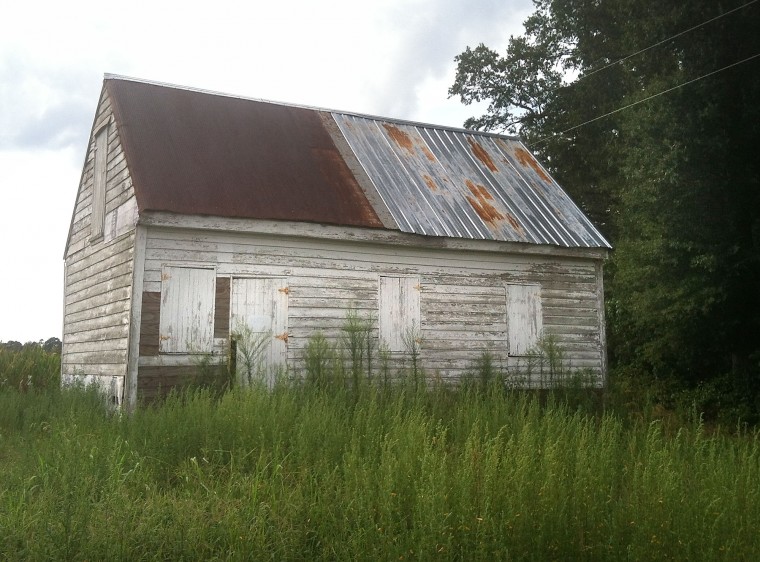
[0,0,532,343]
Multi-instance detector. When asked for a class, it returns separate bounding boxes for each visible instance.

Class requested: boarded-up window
[159,266,216,353]
[506,284,542,355]
[90,125,108,240]
[230,278,289,380]
[379,276,421,352]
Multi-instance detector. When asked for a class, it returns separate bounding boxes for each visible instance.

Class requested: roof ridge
[102,73,520,140]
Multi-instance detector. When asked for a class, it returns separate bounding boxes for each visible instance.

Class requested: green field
[1,347,759,561]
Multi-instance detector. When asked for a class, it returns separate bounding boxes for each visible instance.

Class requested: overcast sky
[0,0,532,343]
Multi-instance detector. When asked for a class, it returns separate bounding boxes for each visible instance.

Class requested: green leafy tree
[43,337,62,354]
[450,0,760,417]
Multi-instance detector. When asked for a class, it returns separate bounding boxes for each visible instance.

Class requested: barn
[62,74,611,408]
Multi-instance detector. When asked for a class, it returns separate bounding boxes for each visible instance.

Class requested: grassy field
[1,362,759,560]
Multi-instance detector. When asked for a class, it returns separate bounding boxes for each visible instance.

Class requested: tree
[1,341,23,353]
[450,0,760,417]
[43,337,62,354]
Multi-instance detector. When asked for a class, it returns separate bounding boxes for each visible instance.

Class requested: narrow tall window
[159,266,216,353]
[506,284,542,355]
[90,126,108,240]
[379,276,421,352]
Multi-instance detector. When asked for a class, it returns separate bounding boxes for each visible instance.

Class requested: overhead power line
[580,0,758,81]
[533,50,760,146]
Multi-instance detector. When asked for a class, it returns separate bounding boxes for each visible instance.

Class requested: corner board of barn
[61,75,612,410]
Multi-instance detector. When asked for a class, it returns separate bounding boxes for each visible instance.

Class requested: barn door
[230,278,288,385]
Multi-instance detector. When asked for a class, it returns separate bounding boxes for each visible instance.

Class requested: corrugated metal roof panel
[332,113,611,248]
[106,78,383,228]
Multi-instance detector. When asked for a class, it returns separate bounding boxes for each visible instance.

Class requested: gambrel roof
[102,75,611,249]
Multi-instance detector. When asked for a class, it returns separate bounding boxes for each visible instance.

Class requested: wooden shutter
[159,266,216,353]
[379,276,421,352]
[506,284,542,355]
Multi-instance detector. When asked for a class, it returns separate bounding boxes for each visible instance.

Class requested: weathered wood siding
[62,89,138,395]
[136,224,606,395]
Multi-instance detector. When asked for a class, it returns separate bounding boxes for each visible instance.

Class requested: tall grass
[1,379,759,560]
[0,342,60,391]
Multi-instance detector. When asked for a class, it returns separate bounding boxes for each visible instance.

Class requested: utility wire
[580,0,758,81]
[533,51,760,146]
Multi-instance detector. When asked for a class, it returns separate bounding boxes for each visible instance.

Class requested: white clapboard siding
[159,266,216,353]
[140,223,606,384]
[231,277,288,383]
[61,89,138,391]
[506,284,543,356]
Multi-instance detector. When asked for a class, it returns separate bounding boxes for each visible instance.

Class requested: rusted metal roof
[106,78,383,228]
[331,114,611,248]
[103,76,610,249]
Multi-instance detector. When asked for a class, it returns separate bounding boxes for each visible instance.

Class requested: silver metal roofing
[333,113,611,249]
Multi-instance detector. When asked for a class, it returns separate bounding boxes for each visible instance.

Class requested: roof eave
[138,211,611,260]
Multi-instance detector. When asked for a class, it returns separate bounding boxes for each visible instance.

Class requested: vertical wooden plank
[379,276,398,351]
[91,126,108,240]
[159,268,178,352]
[271,278,289,367]
[506,284,542,355]
[139,291,161,356]
[159,266,215,353]
[125,224,147,411]
[402,277,421,337]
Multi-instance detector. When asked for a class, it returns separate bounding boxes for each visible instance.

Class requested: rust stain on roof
[505,213,524,233]
[466,180,503,225]
[513,146,550,182]
[423,174,437,191]
[383,123,436,162]
[466,179,493,201]
[383,123,414,152]
[468,138,498,172]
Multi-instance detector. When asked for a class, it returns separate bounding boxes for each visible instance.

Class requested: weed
[231,321,272,387]
[341,308,374,388]
[303,332,333,388]
[2,381,759,560]
[401,322,423,389]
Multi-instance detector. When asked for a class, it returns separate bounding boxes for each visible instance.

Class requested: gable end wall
[61,89,138,398]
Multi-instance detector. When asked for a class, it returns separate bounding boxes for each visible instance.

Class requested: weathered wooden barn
[62,75,611,408]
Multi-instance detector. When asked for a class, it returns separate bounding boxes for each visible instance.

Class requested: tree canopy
[451,0,760,419]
